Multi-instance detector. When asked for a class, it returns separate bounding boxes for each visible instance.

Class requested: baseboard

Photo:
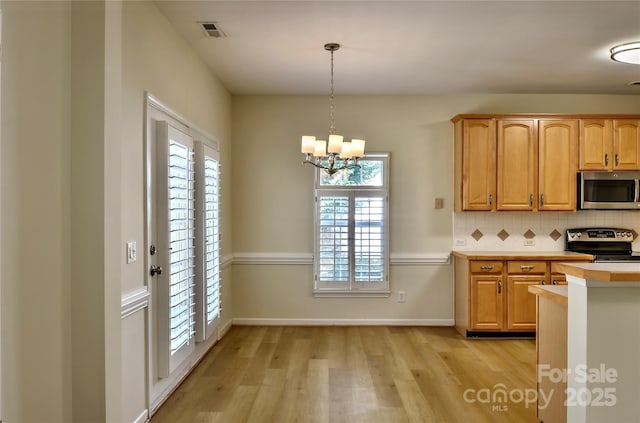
[232,318,455,326]
[133,408,148,423]
[218,318,233,339]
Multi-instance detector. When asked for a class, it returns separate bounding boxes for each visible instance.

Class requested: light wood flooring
[150,326,538,423]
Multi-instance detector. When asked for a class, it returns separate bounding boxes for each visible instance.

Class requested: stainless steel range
[566,228,640,262]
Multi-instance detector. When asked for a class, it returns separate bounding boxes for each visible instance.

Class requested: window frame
[313,153,390,297]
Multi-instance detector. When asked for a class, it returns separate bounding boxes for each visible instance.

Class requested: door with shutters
[145,95,222,408]
[155,121,196,377]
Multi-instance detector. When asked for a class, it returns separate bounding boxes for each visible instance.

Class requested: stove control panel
[567,228,635,242]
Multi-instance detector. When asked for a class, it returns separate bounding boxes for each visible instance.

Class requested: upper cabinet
[538,120,578,211]
[497,120,536,211]
[454,115,579,212]
[455,119,496,211]
[579,119,640,170]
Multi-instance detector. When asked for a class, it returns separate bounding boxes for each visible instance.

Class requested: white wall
[231,94,640,323]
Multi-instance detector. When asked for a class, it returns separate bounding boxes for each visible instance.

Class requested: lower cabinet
[455,255,590,337]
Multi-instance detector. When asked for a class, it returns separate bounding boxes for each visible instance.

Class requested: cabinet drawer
[470,261,503,273]
[507,261,546,274]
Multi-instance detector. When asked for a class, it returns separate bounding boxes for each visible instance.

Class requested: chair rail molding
[121,287,150,319]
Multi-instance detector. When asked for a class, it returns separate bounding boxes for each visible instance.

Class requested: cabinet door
[507,275,542,330]
[538,120,578,211]
[462,119,496,210]
[550,273,567,286]
[613,120,640,170]
[579,119,613,170]
[497,120,536,211]
[470,275,504,330]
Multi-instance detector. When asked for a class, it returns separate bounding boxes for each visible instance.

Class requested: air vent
[200,22,225,38]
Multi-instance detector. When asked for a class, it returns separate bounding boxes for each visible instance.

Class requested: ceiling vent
[200,22,225,38]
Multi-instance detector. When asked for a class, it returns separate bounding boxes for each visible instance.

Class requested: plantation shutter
[195,142,221,342]
[156,121,196,377]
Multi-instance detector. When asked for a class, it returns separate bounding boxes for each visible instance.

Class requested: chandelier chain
[329,48,336,135]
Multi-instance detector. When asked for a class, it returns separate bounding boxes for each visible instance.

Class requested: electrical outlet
[523,239,535,246]
[455,239,467,247]
[398,291,406,303]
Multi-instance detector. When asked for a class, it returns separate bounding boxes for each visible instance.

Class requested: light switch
[127,241,137,264]
[434,198,444,209]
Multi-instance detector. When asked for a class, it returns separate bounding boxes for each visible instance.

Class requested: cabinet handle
[498,279,502,294]
[541,279,546,285]
[480,265,494,271]
[605,153,609,166]
[615,154,620,167]
[529,194,533,207]
[552,279,558,285]
[488,193,493,206]
[520,265,535,271]
[540,194,544,206]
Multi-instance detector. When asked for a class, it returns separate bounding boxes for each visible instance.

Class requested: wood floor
[150,326,538,423]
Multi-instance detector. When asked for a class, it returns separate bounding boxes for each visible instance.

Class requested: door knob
[150,265,163,276]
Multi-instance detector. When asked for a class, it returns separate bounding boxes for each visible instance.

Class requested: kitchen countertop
[452,251,594,261]
[528,284,568,306]
[555,262,640,282]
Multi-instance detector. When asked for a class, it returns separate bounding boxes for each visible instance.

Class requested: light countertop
[528,284,568,306]
[452,251,593,261]
[555,262,640,282]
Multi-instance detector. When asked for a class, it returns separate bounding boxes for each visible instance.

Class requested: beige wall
[1,1,72,422]
[121,0,232,419]
[231,94,640,322]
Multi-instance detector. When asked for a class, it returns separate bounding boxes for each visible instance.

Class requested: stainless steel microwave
[579,171,640,210]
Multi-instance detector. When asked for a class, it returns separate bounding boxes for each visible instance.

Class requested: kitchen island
[530,263,640,423]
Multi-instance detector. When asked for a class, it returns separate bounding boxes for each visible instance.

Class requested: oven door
[580,172,640,210]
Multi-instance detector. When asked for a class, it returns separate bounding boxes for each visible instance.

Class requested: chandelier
[301,43,365,175]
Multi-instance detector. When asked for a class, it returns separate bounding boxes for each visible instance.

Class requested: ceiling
[154,0,640,95]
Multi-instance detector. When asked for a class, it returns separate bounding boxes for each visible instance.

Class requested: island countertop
[528,284,568,306]
[555,262,640,282]
[452,251,593,261]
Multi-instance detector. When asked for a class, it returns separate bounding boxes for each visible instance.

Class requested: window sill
[312,290,391,298]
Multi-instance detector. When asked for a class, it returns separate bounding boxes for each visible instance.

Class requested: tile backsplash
[453,211,640,251]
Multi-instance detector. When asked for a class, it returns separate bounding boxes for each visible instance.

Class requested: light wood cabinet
[455,115,579,212]
[455,119,496,211]
[579,119,640,170]
[454,254,591,337]
[614,120,640,170]
[497,120,536,211]
[538,120,578,211]
[470,275,503,330]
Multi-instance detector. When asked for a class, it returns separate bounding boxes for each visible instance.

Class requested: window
[314,154,390,296]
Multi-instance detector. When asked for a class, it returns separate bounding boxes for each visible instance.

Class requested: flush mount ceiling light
[610,41,640,65]
[301,43,365,175]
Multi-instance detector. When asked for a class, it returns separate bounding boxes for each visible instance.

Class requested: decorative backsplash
[453,211,640,251]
